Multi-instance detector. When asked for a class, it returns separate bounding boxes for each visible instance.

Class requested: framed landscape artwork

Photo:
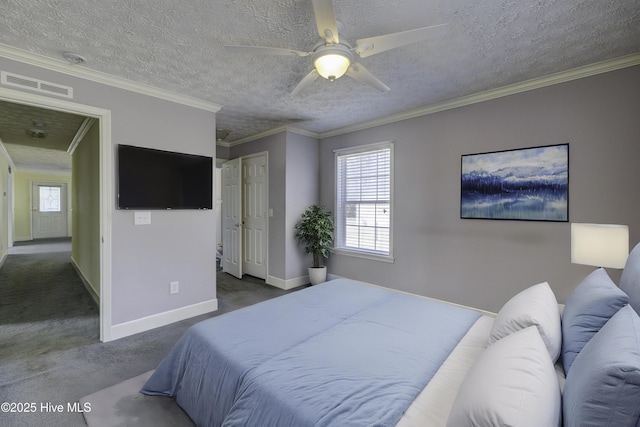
[461,144,569,221]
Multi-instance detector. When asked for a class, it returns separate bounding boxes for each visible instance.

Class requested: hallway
[0,238,98,385]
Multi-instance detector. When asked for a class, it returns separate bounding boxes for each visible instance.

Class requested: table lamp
[571,223,629,269]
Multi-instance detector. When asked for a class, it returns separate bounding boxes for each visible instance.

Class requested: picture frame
[461,144,569,221]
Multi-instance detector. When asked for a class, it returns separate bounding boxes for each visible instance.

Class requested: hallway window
[39,186,61,212]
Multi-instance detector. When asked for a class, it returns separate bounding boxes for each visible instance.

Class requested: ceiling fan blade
[346,62,390,92]
[291,69,320,96]
[225,45,310,57]
[354,23,448,58]
[312,0,340,43]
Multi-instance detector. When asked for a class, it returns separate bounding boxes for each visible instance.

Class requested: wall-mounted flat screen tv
[117,144,213,210]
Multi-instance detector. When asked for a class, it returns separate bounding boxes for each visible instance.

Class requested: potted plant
[295,204,335,285]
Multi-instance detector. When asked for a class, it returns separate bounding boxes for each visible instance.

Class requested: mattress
[142,279,488,426]
[397,315,494,426]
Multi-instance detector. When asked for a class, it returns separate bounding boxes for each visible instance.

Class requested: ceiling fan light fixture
[313,48,351,81]
[26,128,48,139]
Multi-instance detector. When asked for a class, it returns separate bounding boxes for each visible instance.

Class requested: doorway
[221,152,268,280]
[0,87,112,341]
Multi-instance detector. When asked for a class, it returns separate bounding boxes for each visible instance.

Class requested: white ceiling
[0,0,639,147]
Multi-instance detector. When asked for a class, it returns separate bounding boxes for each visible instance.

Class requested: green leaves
[294,204,335,268]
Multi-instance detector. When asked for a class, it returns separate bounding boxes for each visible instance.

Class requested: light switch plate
[134,211,151,225]
[170,281,179,294]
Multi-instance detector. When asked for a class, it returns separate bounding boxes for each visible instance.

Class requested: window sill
[333,248,395,263]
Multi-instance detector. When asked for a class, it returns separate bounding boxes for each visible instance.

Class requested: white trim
[321,53,640,138]
[221,125,320,147]
[333,248,395,263]
[0,43,222,113]
[67,117,96,155]
[13,167,71,176]
[110,298,219,340]
[0,85,114,343]
[71,256,99,305]
[333,140,394,154]
[0,136,17,171]
[266,274,308,290]
[99,110,113,342]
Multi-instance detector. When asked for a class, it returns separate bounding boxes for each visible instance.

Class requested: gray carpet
[0,241,305,427]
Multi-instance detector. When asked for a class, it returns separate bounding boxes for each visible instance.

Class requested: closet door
[222,158,242,279]
[242,154,267,279]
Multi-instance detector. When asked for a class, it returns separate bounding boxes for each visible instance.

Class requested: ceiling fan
[225,0,447,95]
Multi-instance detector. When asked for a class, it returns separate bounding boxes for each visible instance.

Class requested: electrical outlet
[170,281,179,294]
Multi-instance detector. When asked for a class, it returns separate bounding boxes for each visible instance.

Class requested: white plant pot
[308,266,327,285]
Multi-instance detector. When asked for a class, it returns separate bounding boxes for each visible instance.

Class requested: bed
[142,243,640,427]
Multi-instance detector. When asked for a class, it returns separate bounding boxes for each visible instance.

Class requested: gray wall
[229,130,320,282]
[285,132,320,279]
[1,56,217,326]
[320,65,640,313]
[230,132,287,280]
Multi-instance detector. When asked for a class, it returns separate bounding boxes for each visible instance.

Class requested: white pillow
[447,326,561,427]
[489,281,561,361]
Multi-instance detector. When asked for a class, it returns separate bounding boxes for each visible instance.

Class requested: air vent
[1,71,73,99]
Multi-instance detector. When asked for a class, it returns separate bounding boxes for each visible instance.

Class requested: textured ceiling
[0,101,86,172]
[0,0,639,145]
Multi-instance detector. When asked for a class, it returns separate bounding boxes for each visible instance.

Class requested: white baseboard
[0,249,6,269]
[110,298,218,340]
[70,256,100,305]
[265,273,345,289]
[266,274,309,290]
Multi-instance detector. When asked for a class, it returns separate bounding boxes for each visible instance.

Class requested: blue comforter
[142,279,481,427]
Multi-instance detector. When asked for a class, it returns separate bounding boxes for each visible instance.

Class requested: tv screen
[117,144,213,210]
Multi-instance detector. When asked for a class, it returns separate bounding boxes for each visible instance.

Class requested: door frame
[0,86,113,342]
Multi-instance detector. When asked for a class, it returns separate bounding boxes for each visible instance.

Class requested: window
[335,142,393,261]
[38,185,62,212]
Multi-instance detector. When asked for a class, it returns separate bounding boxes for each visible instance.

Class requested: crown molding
[12,166,72,176]
[67,117,97,155]
[220,125,320,147]
[0,136,17,171]
[318,53,640,139]
[0,43,223,113]
[223,53,640,146]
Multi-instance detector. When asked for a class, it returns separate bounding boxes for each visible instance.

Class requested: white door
[31,181,68,239]
[242,154,268,279]
[222,158,242,279]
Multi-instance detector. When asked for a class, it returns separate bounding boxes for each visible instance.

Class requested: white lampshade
[571,223,629,268]
[314,53,350,81]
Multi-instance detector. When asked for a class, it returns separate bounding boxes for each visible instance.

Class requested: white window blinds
[335,142,393,258]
